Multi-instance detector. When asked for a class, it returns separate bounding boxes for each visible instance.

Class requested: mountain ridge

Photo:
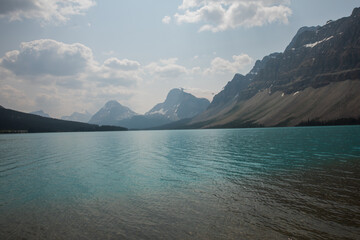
[184,7,360,128]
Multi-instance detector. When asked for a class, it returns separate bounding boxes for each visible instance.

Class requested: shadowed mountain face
[61,111,92,123]
[118,88,210,129]
[187,8,360,128]
[88,100,137,126]
[30,110,50,118]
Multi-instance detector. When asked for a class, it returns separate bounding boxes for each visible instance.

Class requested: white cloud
[95,70,141,87]
[178,0,203,10]
[174,0,292,32]
[96,57,142,87]
[205,54,253,74]
[0,0,96,23]
[104,57,140,71]
[162,15,171,24]
[1,39,94,76]
[0,39,142,88]
[145,58,187,79]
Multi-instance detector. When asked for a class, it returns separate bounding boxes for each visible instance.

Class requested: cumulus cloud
[1,39,94,76]
[0,0,96,23]
[173,0,292,32]
[162,15,171,24]
[104,57,140,71]
[95,70,141,87]
[0,39,141,88]
[205,54,253,74]
[95,57,142,87]
[145,58,187,79]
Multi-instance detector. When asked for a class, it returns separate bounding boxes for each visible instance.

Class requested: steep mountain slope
[61,111,92,123]
[30,110,50,118]
[0,107,126,133]
[88,100,137,126]
[188,8,360,128]
[118,88,210,129]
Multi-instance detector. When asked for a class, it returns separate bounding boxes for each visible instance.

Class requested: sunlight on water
[1,126,360,239]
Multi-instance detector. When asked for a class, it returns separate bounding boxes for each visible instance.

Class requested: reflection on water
[0,126,360,239]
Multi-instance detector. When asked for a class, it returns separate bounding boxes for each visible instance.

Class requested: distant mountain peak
[146,88,210,121]
[88,100,137,126]
[104,100,121,107]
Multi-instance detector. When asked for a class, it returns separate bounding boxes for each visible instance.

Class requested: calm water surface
[0,126,360,239]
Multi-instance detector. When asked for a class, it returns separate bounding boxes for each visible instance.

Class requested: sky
[0,0,359,117]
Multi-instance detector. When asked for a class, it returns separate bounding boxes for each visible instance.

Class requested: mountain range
[174,7,360,129]
[118,88,210,129]
[93,88,210,129]
[1,8,359,132]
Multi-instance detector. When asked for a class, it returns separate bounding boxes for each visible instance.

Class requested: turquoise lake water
[1,126,360,239]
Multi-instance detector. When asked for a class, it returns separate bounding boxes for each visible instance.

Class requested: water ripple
[0,127,360,239]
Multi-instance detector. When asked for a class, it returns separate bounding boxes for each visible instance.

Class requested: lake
[1,126,360,239]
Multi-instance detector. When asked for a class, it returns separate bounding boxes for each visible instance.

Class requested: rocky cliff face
[190,8,360,128]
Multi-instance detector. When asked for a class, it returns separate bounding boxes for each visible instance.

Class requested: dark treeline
[297,118,360,127]
[0,108,127,133]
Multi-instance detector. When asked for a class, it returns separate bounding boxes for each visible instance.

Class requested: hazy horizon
[0,0,359,117]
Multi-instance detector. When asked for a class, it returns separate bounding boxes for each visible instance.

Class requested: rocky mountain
[146,88,210,121]
[30,110,51,118]
[118,88,210,129]
[185,8,360,128]
[0,107,126,133]
[88,100,137,126]
[61,111,92,123]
